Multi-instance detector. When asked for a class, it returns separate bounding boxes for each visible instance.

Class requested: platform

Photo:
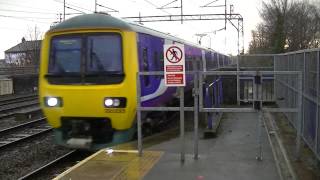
[54,112,280,180]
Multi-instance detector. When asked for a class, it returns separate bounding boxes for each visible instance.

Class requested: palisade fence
[239,48,320,159]
[274,49,320,159]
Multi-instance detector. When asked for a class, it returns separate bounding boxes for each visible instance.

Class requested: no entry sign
[164,44,185,86]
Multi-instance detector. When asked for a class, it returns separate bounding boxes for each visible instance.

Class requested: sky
[0,0,263,59]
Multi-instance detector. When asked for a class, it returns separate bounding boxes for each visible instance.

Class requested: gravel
[0,112,44,131]
[0,133,71,180]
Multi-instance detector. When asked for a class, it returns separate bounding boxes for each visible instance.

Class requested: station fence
[135,48,320,162]
[274,49,320,159]
[136,70,301,162]
[239,49,320,160]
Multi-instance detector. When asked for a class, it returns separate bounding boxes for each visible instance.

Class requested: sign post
[164,44,186,163]
[164,44,186,87]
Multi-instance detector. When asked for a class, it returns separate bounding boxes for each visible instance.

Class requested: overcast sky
[0,0,263,59]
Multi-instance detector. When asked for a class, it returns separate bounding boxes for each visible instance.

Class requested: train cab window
[49,38,82,73]
[142,48,150,86]
[48,33,124,85]
[86,34,122,74]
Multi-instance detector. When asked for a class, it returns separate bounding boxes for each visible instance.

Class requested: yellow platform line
[54,150,163,180]
[53,149,103,180]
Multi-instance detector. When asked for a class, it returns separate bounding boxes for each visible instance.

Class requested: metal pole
[295,72,303,160]
[241,19,244,54]
[180,87,185,163]
[237,19,240,55]
[63,0,66,21]
[217,54,220,69]
[257,110,263,161]
[273,55,276,101]
[194,71,199,160]
[95,0,97,12]
[180,0,183,24]
[316,51,320,153]
[237,55,240,105]
[258,71,263,161]
[224,0,227,30]
[137,73,143,157]
[199,72,204,110]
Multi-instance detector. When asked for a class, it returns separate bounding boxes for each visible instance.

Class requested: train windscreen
[47,33,124,85]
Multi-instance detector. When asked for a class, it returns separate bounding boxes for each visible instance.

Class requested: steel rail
[0,100,39,113]
[0,117,46,135]
[0,122,52,150]
[0,93,36,102]
[0,96,37,107]
[18,150,78,180]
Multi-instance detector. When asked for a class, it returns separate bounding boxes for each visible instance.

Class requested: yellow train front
[39,14,139,149]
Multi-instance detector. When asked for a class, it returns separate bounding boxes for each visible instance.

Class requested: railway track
[0,94,37,107]
[0,117,52,150]
[18,150,92,180]
[0,99,40,119]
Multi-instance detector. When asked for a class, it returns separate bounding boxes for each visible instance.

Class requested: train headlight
[113,99,120,107]
[104,98,114,107]
[104,97,126,108]
[44,97,62,107]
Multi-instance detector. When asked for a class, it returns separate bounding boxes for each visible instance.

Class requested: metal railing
[136,69,303,162]
[239,49,320,160]
[136,48,320,162]
[136,71,198,162]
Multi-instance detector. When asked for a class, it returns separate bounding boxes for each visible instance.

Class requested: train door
[138,33,163,97]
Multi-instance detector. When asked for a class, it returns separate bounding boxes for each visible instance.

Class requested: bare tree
[286,1,320,51]
[249,0,320,54]
[23,26,42,66]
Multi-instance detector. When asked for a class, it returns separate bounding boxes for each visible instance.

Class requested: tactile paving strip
[55,150,163,180]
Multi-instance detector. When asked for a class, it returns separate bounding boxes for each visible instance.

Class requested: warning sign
[164,44,185,86]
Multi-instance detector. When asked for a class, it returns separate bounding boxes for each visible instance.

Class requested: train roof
[50,13,133,32]
[49,13,224,55]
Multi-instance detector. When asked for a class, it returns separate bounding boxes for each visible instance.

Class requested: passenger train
[39,13,231,150]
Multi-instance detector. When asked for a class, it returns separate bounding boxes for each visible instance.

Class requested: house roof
[5,40,41,53]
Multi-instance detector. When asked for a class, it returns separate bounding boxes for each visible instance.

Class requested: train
[39,13,231,150]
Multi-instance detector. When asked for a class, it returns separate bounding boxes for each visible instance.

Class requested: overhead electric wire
[0,1,57,13]
[0,8,57,14]
[0,14,56,20]
[142,0,172,15]
[54,0,93,13]
[0,14,54,24]
[65,6,86,14]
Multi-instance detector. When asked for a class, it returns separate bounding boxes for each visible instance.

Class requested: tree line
[249,0,320,54]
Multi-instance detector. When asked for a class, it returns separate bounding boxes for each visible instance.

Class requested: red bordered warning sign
[165,46,183,64]
[164,44,185,87]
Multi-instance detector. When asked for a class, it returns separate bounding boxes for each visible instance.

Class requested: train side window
[142,48,150,86]
[159,53,164,71]
[154,51,159,71]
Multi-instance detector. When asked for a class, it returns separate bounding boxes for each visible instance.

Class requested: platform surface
[55,112,280,180]
[144,112,280,180]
